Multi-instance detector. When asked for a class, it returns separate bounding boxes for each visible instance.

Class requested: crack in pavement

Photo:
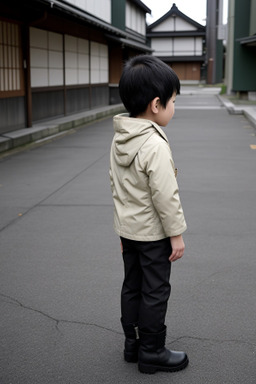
[0,293,122,336]
[168,335,256,350]
[2,293,255,351]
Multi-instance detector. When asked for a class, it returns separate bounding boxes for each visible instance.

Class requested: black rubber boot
[138,326,189,374]
[121,321,140,363]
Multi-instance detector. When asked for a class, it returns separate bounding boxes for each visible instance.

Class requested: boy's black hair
[119,55,180,117]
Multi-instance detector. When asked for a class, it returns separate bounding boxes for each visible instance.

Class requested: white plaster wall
[65,0,111,23]
[126,1,146,35]
[151,16,196,32]
[176,17,197,31]
[195,37,203,55]
[151,38,172,56]
[151,36,203,56]
[151,17,175,32]
[173,38,195,55]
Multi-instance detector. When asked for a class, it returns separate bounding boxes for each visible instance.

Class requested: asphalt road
[1,89,256,383]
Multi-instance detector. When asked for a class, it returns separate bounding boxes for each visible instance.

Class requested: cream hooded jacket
[109,113,187,241]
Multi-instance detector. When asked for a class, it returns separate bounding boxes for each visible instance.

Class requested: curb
[0,104,125,154]
[217,95,256,128]
[243,108,256,128]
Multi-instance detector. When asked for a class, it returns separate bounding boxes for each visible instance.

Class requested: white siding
[126,1,146,35]
[65,0,111,23]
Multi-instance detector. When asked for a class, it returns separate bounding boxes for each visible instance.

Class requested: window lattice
[0,21,23,93]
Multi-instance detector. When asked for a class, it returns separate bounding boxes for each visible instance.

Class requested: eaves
[39,0,127,37]
[147,31,206,38]
[157,55,205,62]
[105,33,153,52]
[237,35,256,47]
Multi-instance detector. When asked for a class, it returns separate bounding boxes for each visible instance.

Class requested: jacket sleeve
[144,139,187,237]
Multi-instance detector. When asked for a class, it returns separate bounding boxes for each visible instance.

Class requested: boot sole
[138,357,189,374]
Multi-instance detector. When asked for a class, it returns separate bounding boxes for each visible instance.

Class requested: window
[30,27,63,87]
[65,35,89,85]
[0,20,24,97]
[90,42,108,84]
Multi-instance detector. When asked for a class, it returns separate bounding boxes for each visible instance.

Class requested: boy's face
[156,93,176,127]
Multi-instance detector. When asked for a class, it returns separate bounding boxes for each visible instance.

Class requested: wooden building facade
[0,0,151,134]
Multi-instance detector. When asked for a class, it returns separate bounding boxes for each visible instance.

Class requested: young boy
[109,55,188,374]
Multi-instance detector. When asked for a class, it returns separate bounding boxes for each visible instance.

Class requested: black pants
[121,237,172,333]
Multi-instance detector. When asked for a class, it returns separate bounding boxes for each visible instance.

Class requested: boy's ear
[150,97,160,114]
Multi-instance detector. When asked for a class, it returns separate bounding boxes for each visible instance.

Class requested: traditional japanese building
[0,0,151,134]
[146,3,206,82]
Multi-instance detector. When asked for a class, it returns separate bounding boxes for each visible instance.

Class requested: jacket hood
[112,113,168,167]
